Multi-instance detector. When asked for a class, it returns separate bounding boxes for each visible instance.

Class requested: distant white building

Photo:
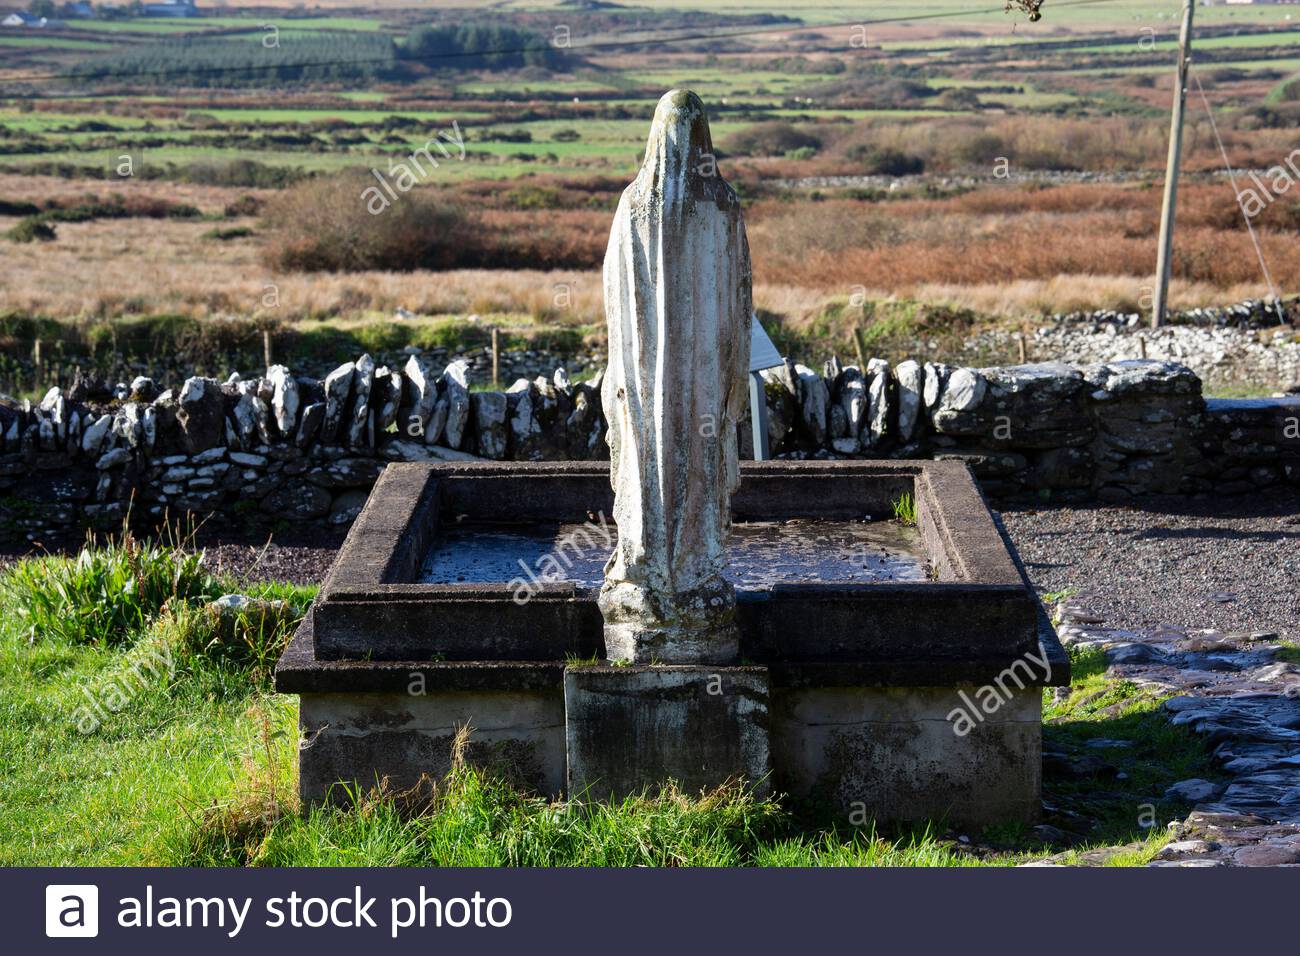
[2,11,67,25]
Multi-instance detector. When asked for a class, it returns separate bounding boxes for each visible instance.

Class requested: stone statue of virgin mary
[598,90,752,664]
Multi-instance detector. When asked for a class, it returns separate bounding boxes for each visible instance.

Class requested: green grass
[184,763,996,867]
[1274,644,1300,665]
[891,492,917,526]
[0,553,989,866]
[0,536,1224,866]
[0,35,112,50]
[1,530,211,646]
[0,537,311,865]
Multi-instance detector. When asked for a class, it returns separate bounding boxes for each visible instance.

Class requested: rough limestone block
[347,354,376,448]
[565,665,771,800]
[769,685,1041,826]
[176,376,224,454]
[401,354,440,441]
[472,392,509,459]
[321,361,354,442]
[441,360,471,449]
[895,359,925,443]
[267,364,300,437]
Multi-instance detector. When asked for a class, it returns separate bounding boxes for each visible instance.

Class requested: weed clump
[4,528,214,647]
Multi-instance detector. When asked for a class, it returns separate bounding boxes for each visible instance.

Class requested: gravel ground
[197,528,348,585]
[999,488,1300,642]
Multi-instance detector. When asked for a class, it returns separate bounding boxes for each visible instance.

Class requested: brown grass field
[2,171,1291,336]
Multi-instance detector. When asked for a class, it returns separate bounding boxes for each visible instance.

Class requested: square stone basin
[304,460,1044,673]
[277,459,1068,823]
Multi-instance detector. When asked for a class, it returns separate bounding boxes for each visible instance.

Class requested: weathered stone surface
[267,364,300,437]
[140,405,156,453]
[299,687,565,801]
[81,414,112,456]
[378,439,483,463]
[321,361,354,441]
[130,375,158,403]
[1166,778,1224,803]
[96,447,131,470]
[176,377,224,454]
[839,366,867,437]
[296,401,325,448]
[441,360,471,449]
[1084,359,1200,397]
[328,489,370,526]
[187,446,222,465]
[251,395,274,445]
[831,436,860,454]
[794,364,829,447]
[772,685,1042,826]
[347,354,376,448]
[599,90,750,665]
[866,358,892,447]
[507,379,544,460]
[230,381,260,449]
[373,366,403,435]
[401,354,441,443]
[425,399,449,448]
[828,402,848,441]
[565,665,771,800]
[262,480,331,519]
[472,391,508,459]
[895,359,924,443]
[565,384,604,460]
[306,457,384,489]
[940,367,987,413]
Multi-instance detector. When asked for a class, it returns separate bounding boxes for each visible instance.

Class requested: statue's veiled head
[640,89,722,202]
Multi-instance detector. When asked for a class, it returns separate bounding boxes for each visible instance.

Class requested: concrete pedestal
[564,665,772,799]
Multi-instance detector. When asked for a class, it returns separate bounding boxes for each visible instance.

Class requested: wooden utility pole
[1153,0,1195,329]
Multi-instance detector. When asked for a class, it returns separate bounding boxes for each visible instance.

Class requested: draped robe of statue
[598,90,752,664]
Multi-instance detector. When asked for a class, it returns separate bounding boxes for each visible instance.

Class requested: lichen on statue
[598,89,752,664]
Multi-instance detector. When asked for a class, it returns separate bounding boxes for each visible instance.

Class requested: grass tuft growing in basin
[891,492,917,526]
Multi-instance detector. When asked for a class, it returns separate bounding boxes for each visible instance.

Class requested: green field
[62,15,386,34]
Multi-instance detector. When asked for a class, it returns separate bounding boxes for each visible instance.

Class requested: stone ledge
[278,603,1069,693]
[275,610,566,695]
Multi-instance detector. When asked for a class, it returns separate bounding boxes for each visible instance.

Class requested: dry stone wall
[1,354,1296,542]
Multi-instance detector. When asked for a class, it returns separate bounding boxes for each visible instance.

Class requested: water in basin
[418,517,929,589]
